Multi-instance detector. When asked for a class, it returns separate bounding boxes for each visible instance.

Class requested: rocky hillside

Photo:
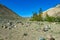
[0,4,23,20]
[42,4,60,18]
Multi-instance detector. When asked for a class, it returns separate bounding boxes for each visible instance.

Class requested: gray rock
[39,37,46,40]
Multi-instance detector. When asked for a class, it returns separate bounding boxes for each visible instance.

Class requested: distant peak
[56,4,60,8]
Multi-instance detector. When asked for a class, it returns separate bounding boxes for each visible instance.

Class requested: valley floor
[0,21,60,40]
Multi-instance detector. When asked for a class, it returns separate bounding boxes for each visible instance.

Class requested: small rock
[23,33,28,36]
[39,37,46,40]
[5,25,8,29]
[1,26,3,28]
[47,35,55,40]
[43,25,51,32]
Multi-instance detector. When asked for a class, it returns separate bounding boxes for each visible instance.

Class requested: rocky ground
[0,20,60,40]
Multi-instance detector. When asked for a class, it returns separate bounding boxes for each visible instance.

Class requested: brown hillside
[42,4,60,18]
[0,4,23,20]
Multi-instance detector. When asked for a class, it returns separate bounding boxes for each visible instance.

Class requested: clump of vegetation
[45,13,55,22]
[30,12,38,21]
[45,13,60,22]
[30,8,60,22]
[30,8,43,21]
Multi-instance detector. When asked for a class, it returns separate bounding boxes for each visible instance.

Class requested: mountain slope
[42,4,60,18]
[0,4,23,20]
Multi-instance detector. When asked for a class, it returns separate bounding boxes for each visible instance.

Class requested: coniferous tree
[30,8,43,21]
[30,12,38,21]
[38,8,43,21]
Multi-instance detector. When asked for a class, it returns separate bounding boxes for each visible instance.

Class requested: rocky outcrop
[42,4,60,18]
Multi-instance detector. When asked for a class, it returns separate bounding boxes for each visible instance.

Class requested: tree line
[30,8,60,22]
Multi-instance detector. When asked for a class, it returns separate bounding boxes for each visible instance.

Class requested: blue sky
[0,0,60,17]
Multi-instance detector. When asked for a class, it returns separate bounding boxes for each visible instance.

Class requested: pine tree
[38,8,43,21]
[30,12,38,21]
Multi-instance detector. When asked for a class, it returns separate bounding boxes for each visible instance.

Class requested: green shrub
[30,8,43,21]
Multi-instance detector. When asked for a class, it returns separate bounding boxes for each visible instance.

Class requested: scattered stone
[9,22,13,26]
[23,33,28,36]
[52,22,56,25]
[14,25,17,28]
[46,25,51,29]
[43,28,48,32]
[9,27,12,30]
[4,25,8,29]
[47,35,55,40]
[21,23,24,25]
[39,37,46,40]
[1,26,4,28]
[7,22,10,25]
[17,21,24,25]
[49,37,55,40]
[17,21,22,23]
[1,25,8,29]
[43,25,51,32]
[25,25,28,27]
